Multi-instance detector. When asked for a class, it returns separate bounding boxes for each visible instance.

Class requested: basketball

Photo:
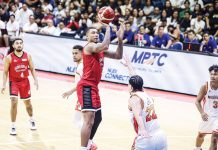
[98,6,115,24]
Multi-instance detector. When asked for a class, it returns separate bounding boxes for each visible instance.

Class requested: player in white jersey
[122,55,167,150]
[62,45,97,150]
[62,45,83,126]
[195,65,218,150]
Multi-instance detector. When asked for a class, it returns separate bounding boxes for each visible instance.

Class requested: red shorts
[77,83,101,111]
[9,78,31,100]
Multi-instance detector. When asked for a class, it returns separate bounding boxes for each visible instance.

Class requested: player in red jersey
[1,38,38,135]
[77,23,124,150]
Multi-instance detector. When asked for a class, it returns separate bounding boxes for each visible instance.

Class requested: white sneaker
[10,127,17,135]
[30,120,37,130]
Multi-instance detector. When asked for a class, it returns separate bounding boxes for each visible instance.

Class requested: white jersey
[203,81,218,117]
[129,91,160,135]
[75,61,83,84]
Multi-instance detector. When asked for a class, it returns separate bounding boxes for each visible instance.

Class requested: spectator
[200,32,218,54]
[25,0,40,8]
[135,25,151,47]
[192,4,202,18]
[6,14,19,37]
[0,19,9,47]
[128,16,138,32]
[53,4,66,26]
[188,0,204,11]
[18,3,33,30]
[41,0,53,12]
[143,0,154,17]
[184,30,199,43]
[9,4,20,22]
[179,11,191,32]
[205,1,218,35]
[33,6,44,27]
[112,22,134,44]
[179,0,192,19]
[151,25,172,49]
[170,0,185,9]
[78,12,92,28]
[150,7,161,23]
[167,10,180,27]
[191,13,205,35]
[41,9,54,26]
[55,21,71,36]
[120,0,132,16]
[39,19,56,36]
[168,25,183,51]
[144,17,155,35]
[22,15,38,33]
[123,8,131,21]
[164,0,173,17]
[0,4,10,22]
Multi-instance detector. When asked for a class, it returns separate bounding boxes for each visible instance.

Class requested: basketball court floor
[0,68,211,150]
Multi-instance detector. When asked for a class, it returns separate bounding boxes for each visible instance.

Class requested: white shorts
[198,116,218,134]
[134,130,167,150]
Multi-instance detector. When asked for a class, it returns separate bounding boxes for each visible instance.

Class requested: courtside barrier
[22,33,217,95]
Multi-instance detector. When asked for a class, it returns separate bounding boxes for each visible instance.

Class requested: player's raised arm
[195,84,208,121]
[85,25,110,54]
[105,23,124,59]
[1,56,11,94]
[121,55,136,77]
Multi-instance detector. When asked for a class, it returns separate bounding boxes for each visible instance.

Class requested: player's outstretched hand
[120,54,131,67]
[1,86,5,94]
[201,112,208,121]
[62,90,73,99]
[34,80,39,90]
[116,23,124,41]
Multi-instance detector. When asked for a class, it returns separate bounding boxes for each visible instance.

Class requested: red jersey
[9,52,29,81]
[81,48,104,86]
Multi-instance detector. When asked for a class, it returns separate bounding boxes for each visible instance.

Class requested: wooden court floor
[0,71,211,150]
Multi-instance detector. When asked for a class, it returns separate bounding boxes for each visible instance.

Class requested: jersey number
[213,101,218,109]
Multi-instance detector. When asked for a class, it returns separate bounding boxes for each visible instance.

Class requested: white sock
[11,122,16,128]
[87,140,92,149]
[80,147,87,150]
[30,117,34,122]
[195,147,202,150]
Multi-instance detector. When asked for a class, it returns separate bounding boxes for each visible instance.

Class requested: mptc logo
[131,51,167,66]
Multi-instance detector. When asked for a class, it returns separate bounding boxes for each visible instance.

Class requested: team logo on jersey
[22,59,27,61]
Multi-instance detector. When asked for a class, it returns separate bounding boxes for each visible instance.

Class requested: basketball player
[77,23,124,150]
[1,38,38,135]
[122,55,167,150]
[62,45,98,150]
[62,45,83,126]
[195,65,218,150]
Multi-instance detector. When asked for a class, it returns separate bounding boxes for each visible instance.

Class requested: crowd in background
[0,0,218,54]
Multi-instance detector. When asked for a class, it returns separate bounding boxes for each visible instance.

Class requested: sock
[30,117,34,122]
[195,147,202,150]
[80,147,87,150]
[87,140,92,149]
[11,122,16,128]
